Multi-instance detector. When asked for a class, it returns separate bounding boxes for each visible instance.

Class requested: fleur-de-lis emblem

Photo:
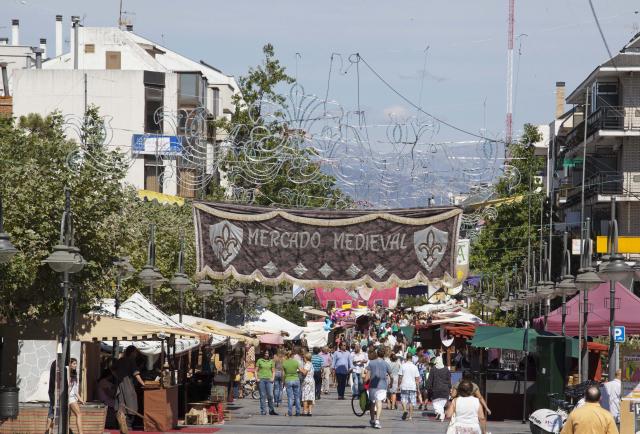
[209,220,243,268]
[414,226,448,272]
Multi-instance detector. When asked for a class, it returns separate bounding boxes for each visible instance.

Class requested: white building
[4,17,239,198]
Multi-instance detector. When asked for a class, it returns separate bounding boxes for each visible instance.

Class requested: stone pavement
[218,389,531,434]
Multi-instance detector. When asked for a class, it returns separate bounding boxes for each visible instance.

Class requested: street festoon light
[229,288,247,303]
[114,257,135,279]
[257,295,270,308]
[536,281,555,297]
[575,268,604,292]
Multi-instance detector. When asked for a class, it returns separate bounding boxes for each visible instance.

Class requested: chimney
[555,81,566,119]
[55,15,63,57]
[11,19,19,46]
[0,38,8,46]
[126,24,133,32]
[71,16,80,70]
[39,38,48,60]
[33,47,43,69]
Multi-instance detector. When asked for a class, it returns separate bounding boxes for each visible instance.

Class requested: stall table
[142,386,178,432]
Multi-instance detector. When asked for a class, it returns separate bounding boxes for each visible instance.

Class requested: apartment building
[552,33,640,237]
[2,16,239,198]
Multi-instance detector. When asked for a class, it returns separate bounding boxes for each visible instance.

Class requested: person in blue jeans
[256,350,278,416]
[282,350,302,416]
[273,349,284,407]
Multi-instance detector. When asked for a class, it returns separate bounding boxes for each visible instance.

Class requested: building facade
[553,33,640,238]
[3,17,239,198]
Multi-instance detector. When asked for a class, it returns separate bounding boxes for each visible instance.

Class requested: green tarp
[470,325,583,358]
[470,326,540,352]
[400,326,415,343]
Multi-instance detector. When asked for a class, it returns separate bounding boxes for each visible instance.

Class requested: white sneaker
[374,420,381,429]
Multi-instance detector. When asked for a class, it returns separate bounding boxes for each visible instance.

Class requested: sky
[3,0,640,204]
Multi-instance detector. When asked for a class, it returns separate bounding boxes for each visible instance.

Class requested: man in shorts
[398,354,420,421]
[363,347,391,429]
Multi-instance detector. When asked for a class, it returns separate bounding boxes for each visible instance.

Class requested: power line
[356,54,508,144]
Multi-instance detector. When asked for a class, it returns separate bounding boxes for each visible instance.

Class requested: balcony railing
[563,106,640,148]
[563,171,623,206]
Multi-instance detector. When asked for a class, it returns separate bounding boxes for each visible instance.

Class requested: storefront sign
[194,202,462,288]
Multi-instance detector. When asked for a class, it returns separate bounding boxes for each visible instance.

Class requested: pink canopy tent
[545,282,640,336]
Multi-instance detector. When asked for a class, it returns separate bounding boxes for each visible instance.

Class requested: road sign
[614,326,626,343]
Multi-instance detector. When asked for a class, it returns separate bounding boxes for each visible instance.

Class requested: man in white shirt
[398,357,421,421]
[601,369,621,423]
[350,343,368,396]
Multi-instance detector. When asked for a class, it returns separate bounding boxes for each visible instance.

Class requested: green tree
[214,43,348,209]
[469,124,545,324]
[0,110,130,322]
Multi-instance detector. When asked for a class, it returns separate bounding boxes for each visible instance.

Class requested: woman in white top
[445,380,485,434]
[68,358,85,434]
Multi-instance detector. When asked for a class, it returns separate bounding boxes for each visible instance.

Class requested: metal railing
[562,106,640,148]
[563,171,623,206]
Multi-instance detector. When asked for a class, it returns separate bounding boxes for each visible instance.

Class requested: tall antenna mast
[505,0,515,144]
[118,0,123,29]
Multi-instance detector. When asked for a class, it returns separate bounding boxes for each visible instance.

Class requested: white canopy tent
[173,314,258,346]
[95,292,201,356]
[302,321,329,348]
[241,309,304,341]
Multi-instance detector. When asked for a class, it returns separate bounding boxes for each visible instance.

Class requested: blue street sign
[614,326,625,343]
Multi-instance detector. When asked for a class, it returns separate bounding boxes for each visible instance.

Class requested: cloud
[383,105,410,120]
[398,69,448,83]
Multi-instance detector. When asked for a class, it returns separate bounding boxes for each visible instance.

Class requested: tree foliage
[469,124,545,323]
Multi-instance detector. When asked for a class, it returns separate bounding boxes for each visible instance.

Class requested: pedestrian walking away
[398,355,420,421]
[282,350,301,416]
[273,349,285,408]
[320,346,332,395]
[600,369,621,424]
[256,349,278,416]
[446,380,485,434]
[427,355,451,421]
[560,385,618,434]
[332,342,353,399]
[311,347,324,400]
[364,347,392,430]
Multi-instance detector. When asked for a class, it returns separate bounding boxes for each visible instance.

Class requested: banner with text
[194,202,462,288]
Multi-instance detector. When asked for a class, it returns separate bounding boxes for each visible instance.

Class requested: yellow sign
[596,236,640,254]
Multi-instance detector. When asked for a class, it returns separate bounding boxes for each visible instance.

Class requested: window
[178,73,200,108]
[105,51,121,70]
[211,87,220,118]
[326,300,336,310]
[144,156,164,193]
[590,81,618,112]
[144,86,163,134]
[84,44,95,53]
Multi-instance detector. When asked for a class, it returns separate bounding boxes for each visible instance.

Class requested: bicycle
[351,387,370,417]
[241,379,259,400]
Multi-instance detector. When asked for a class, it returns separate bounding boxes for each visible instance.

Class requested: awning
[74,314,202,342]
[259,333,285,345]
[301,307,329,318]
[470,326,541,352]
[195,322,258,346]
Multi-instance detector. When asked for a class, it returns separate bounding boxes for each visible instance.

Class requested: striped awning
[74,314,202,342]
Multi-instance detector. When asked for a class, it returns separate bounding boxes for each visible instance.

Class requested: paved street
[219,390,531,433]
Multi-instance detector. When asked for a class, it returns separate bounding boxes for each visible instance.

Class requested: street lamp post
[575,218,603,382]
[169,234,192,323]
[195,279,215,318]
[138,224,165,303]
[42,189,86,434]
[598,197,634,380]
[0,193,18,263]
[112,257,134,360]
[556,232,577,336]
